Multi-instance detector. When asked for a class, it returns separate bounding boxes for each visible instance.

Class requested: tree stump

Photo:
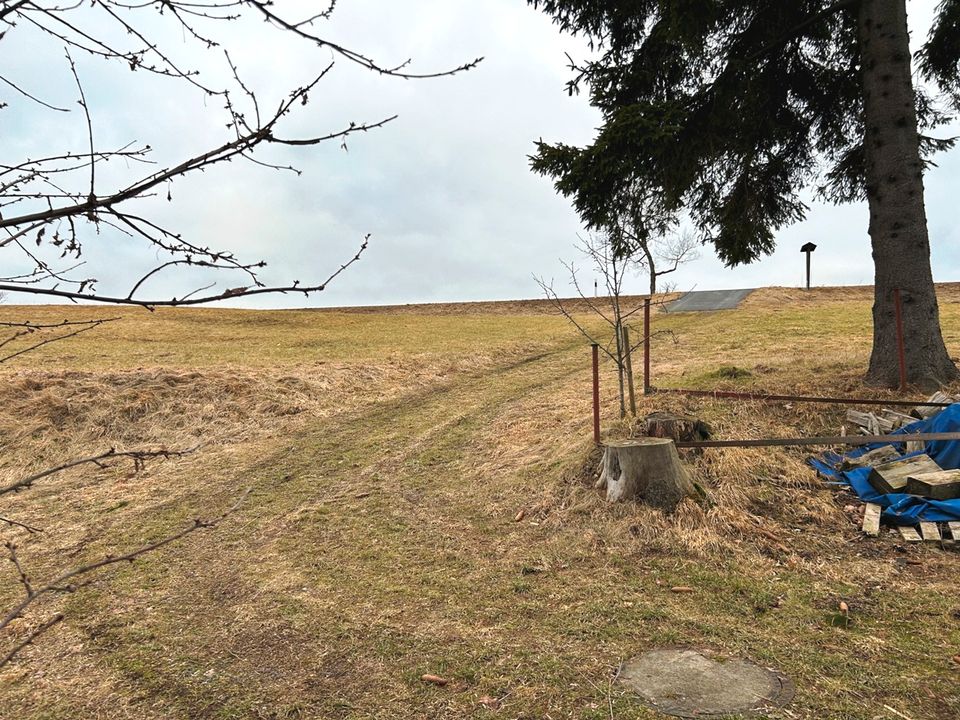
[598,438,696,511]
[644,412,711,442]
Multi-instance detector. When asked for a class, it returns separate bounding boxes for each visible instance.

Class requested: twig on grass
[0,487,252,666]
[883,705,916,720]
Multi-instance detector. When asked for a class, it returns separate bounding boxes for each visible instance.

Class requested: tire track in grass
[44,338,595,719]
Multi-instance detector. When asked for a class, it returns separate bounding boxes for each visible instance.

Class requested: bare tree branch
[0,446,198,497]
[536,230,684,417]
[0,487,250,666]
[244,0,482,79]
[0,614,63,668]
[0,516,43,534]
[0,2,479,311]
[5,541,33,597]
[0,234,369,308]
[0,1,476,671]
[0,317,118,363]
[534,274,615,362]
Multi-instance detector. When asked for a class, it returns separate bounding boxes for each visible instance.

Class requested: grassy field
[1,286,959,719]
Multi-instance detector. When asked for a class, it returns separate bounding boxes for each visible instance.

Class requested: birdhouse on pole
[800,242,817,290]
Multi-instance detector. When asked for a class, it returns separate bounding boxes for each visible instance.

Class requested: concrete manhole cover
[618,648,794,718]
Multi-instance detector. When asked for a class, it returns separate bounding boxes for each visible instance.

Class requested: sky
[1,0,958,308]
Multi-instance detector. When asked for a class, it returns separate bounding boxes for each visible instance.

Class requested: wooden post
[643,298,651,394]
[592,344,600,445]
[894,288,907,391]
[621,325,637,416]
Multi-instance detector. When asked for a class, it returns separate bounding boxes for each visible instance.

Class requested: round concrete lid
[618,648,794,718]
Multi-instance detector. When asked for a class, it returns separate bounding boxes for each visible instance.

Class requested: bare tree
[0,1,481,308]
[633,228,700,297]
[607,188,699,297]
[0,1,479,667]
[535,232,674,418]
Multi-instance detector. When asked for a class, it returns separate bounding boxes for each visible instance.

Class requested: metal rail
[675,432,960,449]
[651,387,952,408]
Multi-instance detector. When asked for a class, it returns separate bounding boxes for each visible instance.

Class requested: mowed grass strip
[1,285,959,719]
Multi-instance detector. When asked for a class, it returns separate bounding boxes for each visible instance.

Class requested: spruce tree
[530,0,960,388]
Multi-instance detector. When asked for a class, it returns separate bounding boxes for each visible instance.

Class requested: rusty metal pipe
[651,387,950,408]
[676,432,960,449]
[643,297,651,394]
[592,343,600,445]
[894,287,907,391]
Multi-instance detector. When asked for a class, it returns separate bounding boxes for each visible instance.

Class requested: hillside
[1,285,958,719]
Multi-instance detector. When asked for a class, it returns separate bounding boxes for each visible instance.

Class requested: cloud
[1,0,956,309]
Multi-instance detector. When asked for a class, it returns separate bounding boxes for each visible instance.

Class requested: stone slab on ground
[663,289,755,313]
[618,648,794,718]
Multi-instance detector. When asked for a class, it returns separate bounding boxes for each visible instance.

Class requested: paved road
[664,288,754,312]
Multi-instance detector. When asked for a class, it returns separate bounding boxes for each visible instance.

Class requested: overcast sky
[2,0,958,308]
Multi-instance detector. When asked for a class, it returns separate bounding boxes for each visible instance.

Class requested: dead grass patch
[2,286,959,719]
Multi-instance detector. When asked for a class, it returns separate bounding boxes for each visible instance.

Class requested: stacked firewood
[844,391,955,455]
[844,390,954,436]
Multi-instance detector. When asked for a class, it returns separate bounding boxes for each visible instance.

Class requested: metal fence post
[592,343,601,445]
[894,288,907,391]
[643,298,651,394]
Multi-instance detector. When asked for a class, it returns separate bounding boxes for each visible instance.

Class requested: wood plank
[913,391,953,419]
[919,521,942,542]
[841,445,900,470]
[905,469,960,500]
[898,525,922,542]
[862,503,882,537]
[869,454,942,494]
[948,522,960,541]
[846,409,873,429]
[881,409,918,428]
[876,417,895,434]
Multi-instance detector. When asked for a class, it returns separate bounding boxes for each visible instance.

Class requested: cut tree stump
[644,412,711,443]
[598,438,696,511]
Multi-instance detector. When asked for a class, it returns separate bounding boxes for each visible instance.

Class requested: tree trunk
[858,0,959,389]
[642,242,657,297]
[597,438,696,511]
[616,357,627,419]
[644,412,711,443]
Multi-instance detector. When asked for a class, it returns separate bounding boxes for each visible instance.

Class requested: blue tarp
[809,403,960,524]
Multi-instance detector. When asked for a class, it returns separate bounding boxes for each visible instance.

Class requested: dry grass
[1,286,959,720]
